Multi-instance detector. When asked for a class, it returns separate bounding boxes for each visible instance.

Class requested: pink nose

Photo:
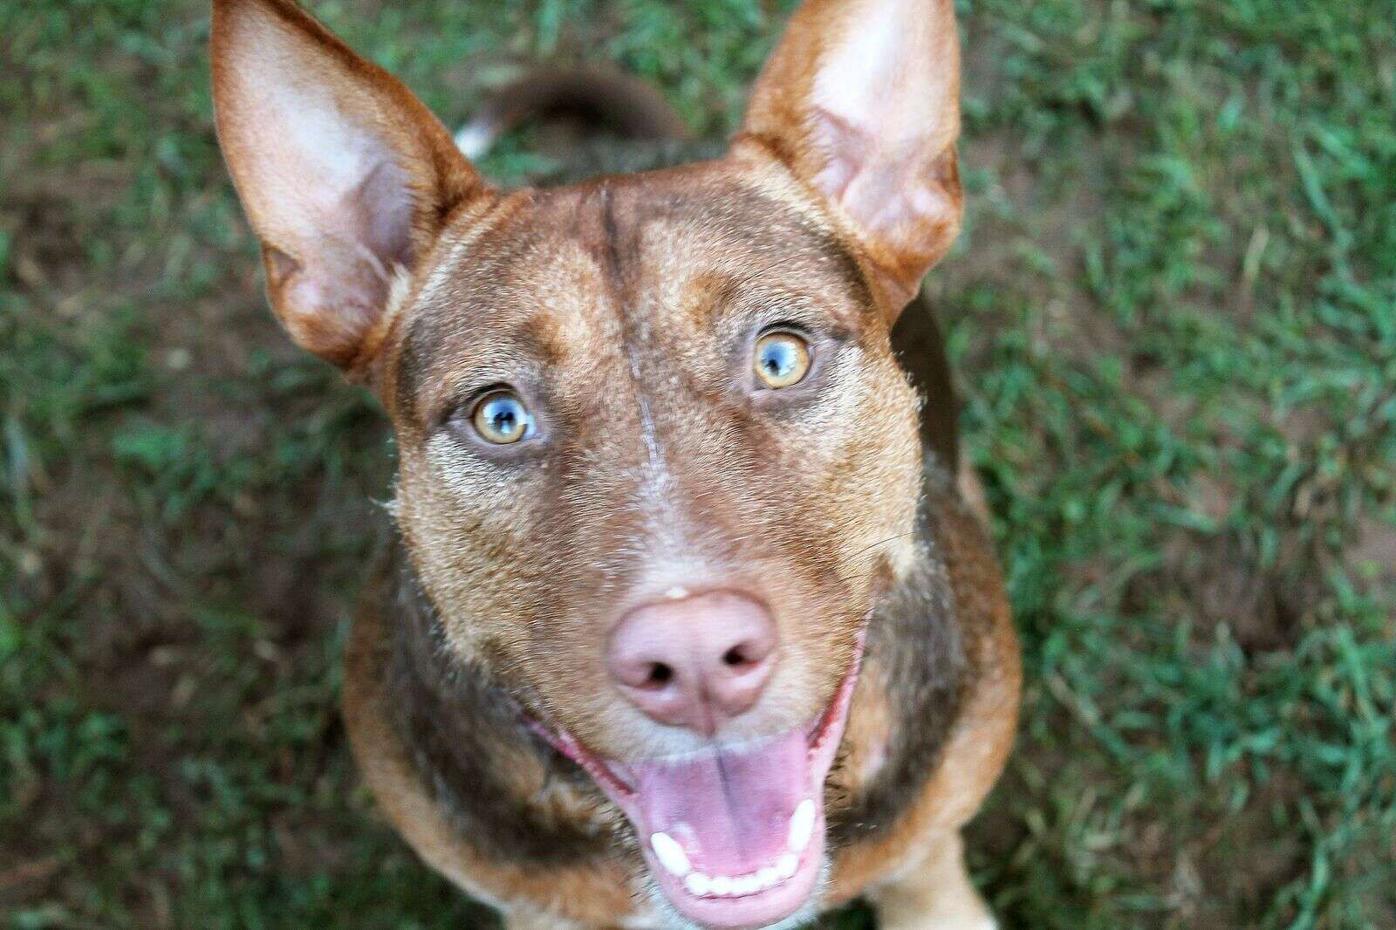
[606,590,778,735]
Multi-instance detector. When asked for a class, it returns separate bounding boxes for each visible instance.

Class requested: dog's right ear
[211,0,484,372]
[737,0,963,316]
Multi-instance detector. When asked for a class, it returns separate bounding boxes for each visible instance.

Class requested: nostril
[642,662,674,689]
[722,644,754,669]
[608,589,777,729]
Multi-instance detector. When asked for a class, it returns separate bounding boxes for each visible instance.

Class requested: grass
[1,0,1393,927]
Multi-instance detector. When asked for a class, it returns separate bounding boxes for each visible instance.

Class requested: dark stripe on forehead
[598,184,625,285]
[598,182,672,491]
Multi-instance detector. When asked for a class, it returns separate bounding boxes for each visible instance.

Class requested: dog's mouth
[536,639,864,929]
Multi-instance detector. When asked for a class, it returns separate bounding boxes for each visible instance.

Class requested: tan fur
[825,493,1021,904]
[956,452,994,532]
[865,832,996,929]
[343,580,639,926]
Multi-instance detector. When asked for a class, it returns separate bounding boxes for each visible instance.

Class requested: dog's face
[391,168,924,755]
[212,1,962,926]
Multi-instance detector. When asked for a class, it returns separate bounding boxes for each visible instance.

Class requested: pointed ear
[738,0,963,313]
[211,0,484,371]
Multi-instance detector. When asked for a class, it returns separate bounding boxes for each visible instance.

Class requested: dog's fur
[210,0,1020,926]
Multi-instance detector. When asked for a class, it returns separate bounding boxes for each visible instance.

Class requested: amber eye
[471,390,532,444]
[753,331,812,389]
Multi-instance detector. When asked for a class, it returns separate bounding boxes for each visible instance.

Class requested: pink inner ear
[810,106,959,289]
[260,154,416,365]
[802,0,958,231]
[241,78,417,273]
[275,232,392,364]
[354,159,416,272]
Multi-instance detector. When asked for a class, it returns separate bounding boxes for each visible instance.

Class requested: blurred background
[2,0,1393,927]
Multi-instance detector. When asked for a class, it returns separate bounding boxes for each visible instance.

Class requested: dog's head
[212,0,961,925]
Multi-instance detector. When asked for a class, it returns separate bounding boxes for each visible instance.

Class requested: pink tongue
[625,730,809,874]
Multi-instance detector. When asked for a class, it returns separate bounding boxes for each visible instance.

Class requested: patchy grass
[2,0,1392,928]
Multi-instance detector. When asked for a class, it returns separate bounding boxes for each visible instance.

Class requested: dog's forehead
[395,165,872,418]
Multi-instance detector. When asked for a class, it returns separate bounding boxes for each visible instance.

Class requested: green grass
[2,0,1393,928]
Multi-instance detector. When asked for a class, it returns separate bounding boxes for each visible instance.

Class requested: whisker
[849,530,918,559]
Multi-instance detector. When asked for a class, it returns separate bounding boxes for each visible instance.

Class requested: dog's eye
[472,390,532,444]
[753,331,812,389]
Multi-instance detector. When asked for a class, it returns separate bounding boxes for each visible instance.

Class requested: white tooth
[684,872,713,897]
[788,798,816,853]
[733,874,760,897]
[757,866,780,889]
[710,875,734,897]
[776,853,799,880]
[650,832,691,877]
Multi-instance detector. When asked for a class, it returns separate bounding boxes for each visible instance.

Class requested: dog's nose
[606,590,778,735]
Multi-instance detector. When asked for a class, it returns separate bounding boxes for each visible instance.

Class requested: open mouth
[537,640,865,929]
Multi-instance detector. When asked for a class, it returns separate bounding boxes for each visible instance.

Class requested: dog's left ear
[738,0,963,313]
[211,0,484,374]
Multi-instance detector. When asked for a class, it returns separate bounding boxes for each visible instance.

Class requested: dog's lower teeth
[651,800,819,898]
[684,872,712,896]
[650,832,691,877]
[678,856,804,898]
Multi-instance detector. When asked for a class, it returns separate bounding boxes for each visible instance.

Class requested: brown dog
[210,0,1019,926]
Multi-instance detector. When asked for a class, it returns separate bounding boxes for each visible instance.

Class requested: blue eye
[754,331,812,388]
[472,390,532,444]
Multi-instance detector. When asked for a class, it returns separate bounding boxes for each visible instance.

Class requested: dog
[210,0,1020,926]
